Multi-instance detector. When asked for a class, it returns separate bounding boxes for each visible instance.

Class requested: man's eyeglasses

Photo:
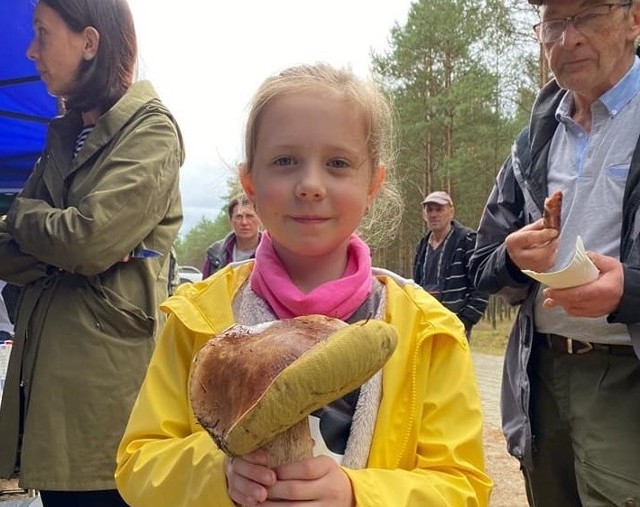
[533,2,632,44]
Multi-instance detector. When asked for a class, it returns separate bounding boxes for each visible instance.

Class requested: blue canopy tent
[0,0,58,213]
[0,5,53,501]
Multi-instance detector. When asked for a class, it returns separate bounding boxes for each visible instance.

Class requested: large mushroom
[190,314,398,467]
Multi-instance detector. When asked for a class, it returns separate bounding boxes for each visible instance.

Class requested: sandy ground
[484,425,528,506]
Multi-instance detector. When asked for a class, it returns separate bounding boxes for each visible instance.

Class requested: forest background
[175,0,548,277]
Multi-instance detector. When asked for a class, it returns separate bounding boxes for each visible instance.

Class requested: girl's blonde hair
[243,63,403,247]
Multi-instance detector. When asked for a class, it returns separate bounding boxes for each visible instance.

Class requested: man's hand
[543,252,624,317]
[505,218,559,273]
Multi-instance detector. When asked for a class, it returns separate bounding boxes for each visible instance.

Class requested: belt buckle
[567,338,593,354]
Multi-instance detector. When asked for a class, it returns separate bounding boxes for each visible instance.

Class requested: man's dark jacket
[413,220,488,333]
[469,79,640,470]
[202,231,262,279]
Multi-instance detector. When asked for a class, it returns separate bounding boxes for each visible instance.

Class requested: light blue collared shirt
[535,57,640,344]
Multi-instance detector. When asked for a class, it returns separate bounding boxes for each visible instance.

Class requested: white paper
[521,236,599,289]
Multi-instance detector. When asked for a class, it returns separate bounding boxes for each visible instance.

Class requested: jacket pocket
[607,163,629,179]
[84,276,155,338]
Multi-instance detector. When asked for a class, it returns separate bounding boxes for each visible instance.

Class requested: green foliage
[472,315,514,356]
[173,177,245,268]
[370,0,539,274]
[174,214,230,269]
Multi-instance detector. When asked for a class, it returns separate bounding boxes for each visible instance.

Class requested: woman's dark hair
[40,0,137,113]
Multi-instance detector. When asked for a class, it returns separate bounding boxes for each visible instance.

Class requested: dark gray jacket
[469,80,640,469]
[202,232,235,278]
[202,231,262,279]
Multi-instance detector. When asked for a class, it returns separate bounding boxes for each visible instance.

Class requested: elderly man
[413,191,488,339]
[470,0,640,505]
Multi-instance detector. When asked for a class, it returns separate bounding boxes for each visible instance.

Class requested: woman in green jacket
[116,63,490,506]
[0,0,184,505]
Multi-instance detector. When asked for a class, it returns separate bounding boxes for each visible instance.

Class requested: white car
[177,265,202,284]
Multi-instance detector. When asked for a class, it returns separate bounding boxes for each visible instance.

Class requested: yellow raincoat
[116,263,492,506]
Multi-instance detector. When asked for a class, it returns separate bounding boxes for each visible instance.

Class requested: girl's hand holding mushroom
[265,455,354,506]
[226,453,353,507]
[225,450,275,507]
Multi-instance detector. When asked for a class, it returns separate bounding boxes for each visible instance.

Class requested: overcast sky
[127,0,414,235]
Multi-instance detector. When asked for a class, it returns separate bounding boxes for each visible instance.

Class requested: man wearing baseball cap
[413,191,488,339]
[470,0,640,505]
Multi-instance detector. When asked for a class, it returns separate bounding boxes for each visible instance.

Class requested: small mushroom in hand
[543,190,563,231]
[190,314,398,467]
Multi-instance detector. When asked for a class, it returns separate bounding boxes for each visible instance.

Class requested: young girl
[115,63,491,506]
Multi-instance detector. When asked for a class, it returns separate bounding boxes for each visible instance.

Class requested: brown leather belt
[542,333,635,356]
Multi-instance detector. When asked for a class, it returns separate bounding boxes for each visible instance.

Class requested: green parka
[0,80,184,490]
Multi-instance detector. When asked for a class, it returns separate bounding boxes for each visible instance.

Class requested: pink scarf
[250,233,372,320]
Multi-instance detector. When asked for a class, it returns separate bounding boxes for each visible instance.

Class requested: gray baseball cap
[422,191,453,206]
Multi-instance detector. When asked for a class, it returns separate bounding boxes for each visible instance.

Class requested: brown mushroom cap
[190,315,398,457]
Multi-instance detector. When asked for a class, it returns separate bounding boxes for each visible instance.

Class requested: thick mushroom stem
[263,419,313,467]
